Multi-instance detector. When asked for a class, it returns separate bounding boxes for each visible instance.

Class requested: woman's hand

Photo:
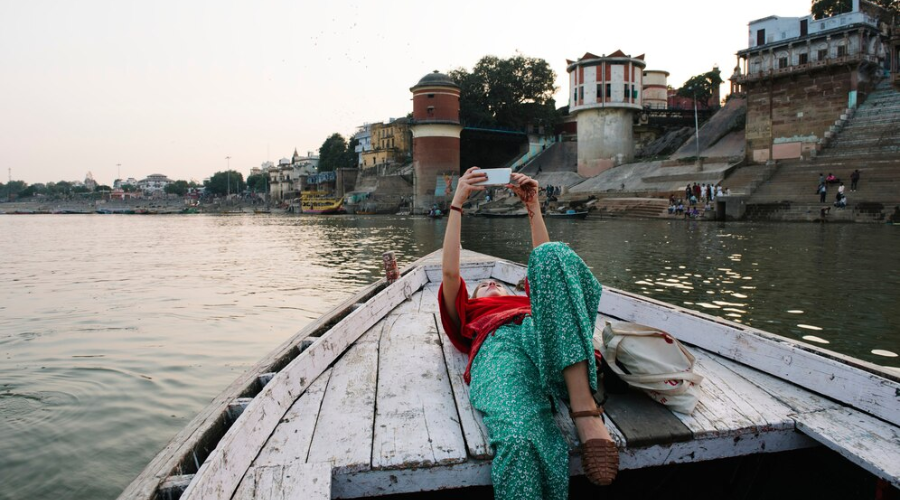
[508,173,539,207]
[452,167,488,206]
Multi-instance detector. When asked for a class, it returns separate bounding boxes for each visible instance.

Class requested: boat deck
[223,257,898,498]
[135,251,899,500]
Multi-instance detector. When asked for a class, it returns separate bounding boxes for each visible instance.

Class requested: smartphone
[474,168,511,186]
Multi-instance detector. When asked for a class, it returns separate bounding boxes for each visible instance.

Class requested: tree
[246,174,267,193]
[318,133,349,172]
[676,68,723,106]
[164,180,190,196]
[0,180,28,199]
[449,54,559,131]
[204,170,245,196]
[344,137,360,168]
[812,0,898,19]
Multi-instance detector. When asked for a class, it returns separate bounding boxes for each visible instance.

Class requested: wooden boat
[546,210,589,219]
[479,211,528,218]
[119,250,900,500]
[302,191,344,215]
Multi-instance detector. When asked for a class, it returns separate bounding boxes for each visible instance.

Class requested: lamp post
[225,156,231,205]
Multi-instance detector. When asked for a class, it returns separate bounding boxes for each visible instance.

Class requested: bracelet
[449,205,463,215]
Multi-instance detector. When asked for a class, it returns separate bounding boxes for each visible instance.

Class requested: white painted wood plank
[711,354,843,415]
[424,262,494,285]
[332,427,815,498]
[372,312,467,470]
[418,284,440,314]
[253,369,332,467]
[436,318,492,460]
[306,323,383,473]
[391,290,423,314]
[674,349,796,439]
[599,288,900,427]
[490,259,526,285]
[794,407,900,488]
[181,267,428,500]
[233,463,332,500]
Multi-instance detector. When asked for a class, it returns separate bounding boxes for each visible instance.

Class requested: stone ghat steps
[743,203,885,222]
[748,156,900,205]
[593,198,671,219]
[721,164,776,194]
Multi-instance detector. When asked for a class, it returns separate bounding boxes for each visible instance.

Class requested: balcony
[733,53,879,84]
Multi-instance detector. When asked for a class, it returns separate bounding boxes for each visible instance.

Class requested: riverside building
[567,50,646,176]
[730,0,890,162]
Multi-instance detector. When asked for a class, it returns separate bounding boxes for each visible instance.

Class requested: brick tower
[410,71,462,213]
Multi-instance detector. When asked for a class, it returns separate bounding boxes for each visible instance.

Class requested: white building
[353,123,374,168]
[138,174,172,196]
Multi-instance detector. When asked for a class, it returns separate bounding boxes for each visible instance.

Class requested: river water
[1,214,898,500]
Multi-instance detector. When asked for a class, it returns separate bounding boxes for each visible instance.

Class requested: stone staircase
[741,79,900,221]
[590,197,672,219]
[819,80,900,158]
[721,163,777,196]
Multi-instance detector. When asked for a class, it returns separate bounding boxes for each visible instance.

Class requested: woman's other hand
[452,167,487,206]
[509,173,539,207]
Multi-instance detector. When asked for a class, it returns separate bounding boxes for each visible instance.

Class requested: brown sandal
[570,408,619,486]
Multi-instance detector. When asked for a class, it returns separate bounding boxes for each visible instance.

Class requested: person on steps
[439,167,618,500]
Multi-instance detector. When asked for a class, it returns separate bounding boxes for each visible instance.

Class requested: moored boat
[301,191,344,214]
[546,210,589,219]
[119,250,900,500]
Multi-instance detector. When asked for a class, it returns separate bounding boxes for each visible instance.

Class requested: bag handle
[604,321,696,370]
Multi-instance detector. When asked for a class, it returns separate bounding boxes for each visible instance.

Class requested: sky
[0,0,813,185]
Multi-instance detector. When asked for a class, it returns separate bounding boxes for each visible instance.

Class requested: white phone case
[475,168,511,186]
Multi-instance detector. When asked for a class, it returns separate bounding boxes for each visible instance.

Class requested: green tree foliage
[811,0,852,18]
[0,180,28,199]
[449,54,559,131]
[812,0,898,19]
[676,68,723,105]
[204,170,245,196]
[95,185,112,192]
[318,133,349,172]
[345,137,360,168]
[246,173,267,193]
[164,180,190,196]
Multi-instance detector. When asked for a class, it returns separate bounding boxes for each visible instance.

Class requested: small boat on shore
[478,211,528,218]
[301,191,344,214]
[546,210,589,219]
[120,250,900,500]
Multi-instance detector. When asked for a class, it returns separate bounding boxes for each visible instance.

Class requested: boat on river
[119,250,900,500]
[546,210,589,220]
[301,191,344,215]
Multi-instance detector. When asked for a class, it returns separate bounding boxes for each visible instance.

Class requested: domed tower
[410,71,462,213]
[567,51,646,176]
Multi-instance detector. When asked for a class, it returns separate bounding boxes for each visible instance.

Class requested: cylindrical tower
[410,71,462,213]
[642,70,669,110]
[567,51,646,177]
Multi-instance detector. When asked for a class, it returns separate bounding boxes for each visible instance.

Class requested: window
[597,84,602,100]
[779,57,788,69]
[800,19,808,37]
[757,29,766,46]
[579,86,584,100]
[427,106,434,117]
[605,84,611,99]
[799,53,808,64]
[818,49,828,61]
[574,90,577,102]
[837,45,847,57]
[427,94,435,98]
[624,84,629,100]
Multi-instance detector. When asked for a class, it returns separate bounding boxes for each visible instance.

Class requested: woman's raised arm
[509,173,549,248]
[441,167,487,328]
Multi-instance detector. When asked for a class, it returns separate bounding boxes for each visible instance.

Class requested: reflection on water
[0,214,898,499]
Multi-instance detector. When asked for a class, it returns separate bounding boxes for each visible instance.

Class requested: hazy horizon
[1,0,813,185]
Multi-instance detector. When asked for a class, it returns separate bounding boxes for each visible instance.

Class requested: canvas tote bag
[594,320,703,415]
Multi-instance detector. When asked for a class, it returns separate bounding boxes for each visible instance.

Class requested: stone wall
[744,68,856,162]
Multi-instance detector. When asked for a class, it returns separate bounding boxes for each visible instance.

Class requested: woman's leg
[526,242,612,442]
[470,324,569,500]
